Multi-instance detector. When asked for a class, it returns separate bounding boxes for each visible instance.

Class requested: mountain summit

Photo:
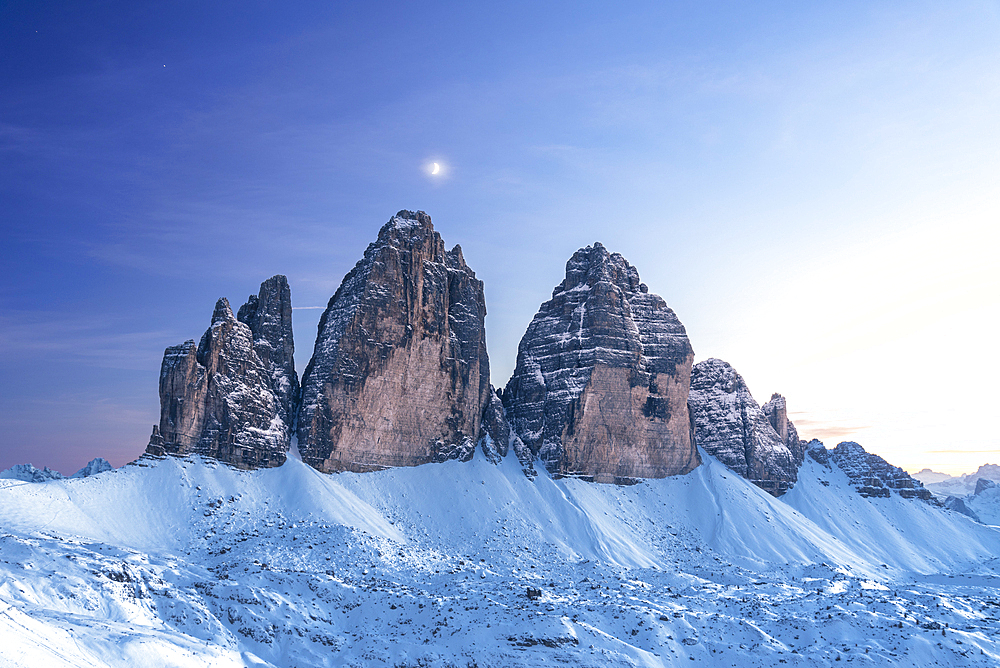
[296,211,492,472]
[145,275,296,469]
[503,242,699,483]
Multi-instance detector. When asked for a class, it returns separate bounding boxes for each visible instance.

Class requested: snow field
[1,450,999,667]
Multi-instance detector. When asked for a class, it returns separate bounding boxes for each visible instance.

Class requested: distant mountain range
[0,457,112,482]
[912,465,1000,525]
[913,464,1000,496]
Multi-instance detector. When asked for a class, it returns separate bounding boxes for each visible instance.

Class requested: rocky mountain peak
[145,276,296,470]
[557,242,644,296]
[825,441,934,501]
[503,243,698,483]
[210,297,234,325]
[972,463,1000,480]
[688,359,798,496]
[236,275,298,427]
[73,458,113,478]
[373,210,441,254]
[762,392,804,466]
[297,211,491,473]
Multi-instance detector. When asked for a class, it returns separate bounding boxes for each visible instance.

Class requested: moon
[431,162,441,175]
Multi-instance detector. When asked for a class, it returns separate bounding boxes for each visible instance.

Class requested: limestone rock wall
[479,386,535,474]
[762,393,804,466]
[502,243,699,483]
[829,441,934,501]
[145,276,295,469]
[236,275,299,428]
[296,211,491,473]
[688,358,797,496]
[807,440,934,502]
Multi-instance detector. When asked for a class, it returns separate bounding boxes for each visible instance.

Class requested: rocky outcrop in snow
[688,359,798,496]
[976,478,997,495]
[296,211,491,473]
[72,458,113,478]
[502,243,698,483]
[479,386,534,474]
[145,276,296,469]
[810,440,934,501]
[944,496,980,521]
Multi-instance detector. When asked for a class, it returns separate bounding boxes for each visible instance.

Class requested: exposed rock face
[479,387,510,463]
[502,243,698,483]
[975,478,997,495]
[762,393,804,466]
[827,441,934,501]
[805,439,830,465]
[236,275,299,429]
[688,359,797,496]
[296,211,491,473]
[145,276,297,469]
[479,386,535,474]
[944,496,980,521]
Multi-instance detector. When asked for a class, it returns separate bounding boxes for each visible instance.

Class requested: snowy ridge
[2,451,1000,667]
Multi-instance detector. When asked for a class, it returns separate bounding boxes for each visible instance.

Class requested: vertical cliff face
[762,393,804,466]
[502,243,699,483]
[479,386,535,473]
[236,275,299,431]
[688,359,797,496]
[296,211,491,473]
[146,278,296,469]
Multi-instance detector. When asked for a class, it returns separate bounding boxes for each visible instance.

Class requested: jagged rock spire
[296,211,491,473]
[145,275,296,469]
[688,359,797,496]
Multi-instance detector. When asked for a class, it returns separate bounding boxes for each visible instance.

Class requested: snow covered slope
[1,452,999,667]
[969,486,1000,526]
[783,456,1000,575]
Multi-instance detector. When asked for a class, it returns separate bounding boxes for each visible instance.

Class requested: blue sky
[2,1,998,475]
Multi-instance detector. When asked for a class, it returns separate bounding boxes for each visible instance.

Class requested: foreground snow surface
[1,452,1000,667]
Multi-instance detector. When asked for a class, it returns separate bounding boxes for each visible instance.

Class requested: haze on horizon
[1,1,998,477]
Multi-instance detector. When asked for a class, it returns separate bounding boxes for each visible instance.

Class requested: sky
[2,1,998,477]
